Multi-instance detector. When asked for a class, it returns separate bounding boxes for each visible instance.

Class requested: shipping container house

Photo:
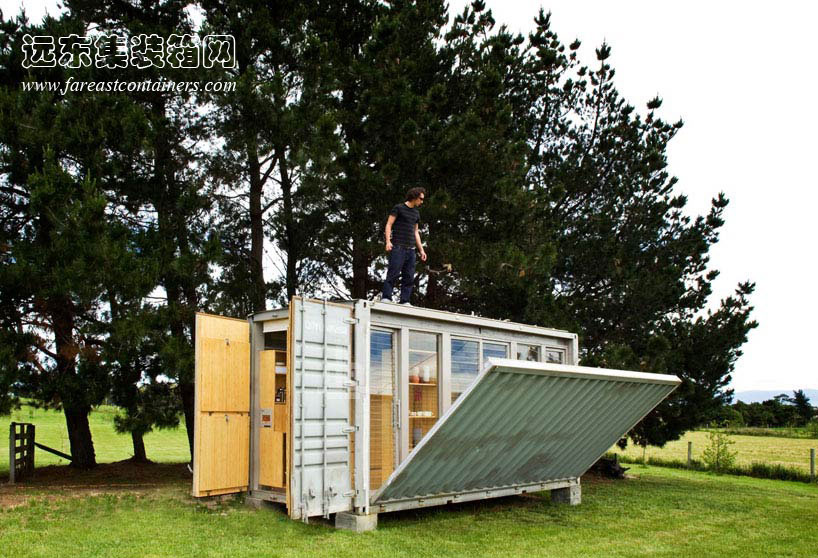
[193,297,679,528]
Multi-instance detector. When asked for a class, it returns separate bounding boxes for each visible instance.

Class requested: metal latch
[344,380,357,388]
[343,318,359,325]
[343,490,356,498]
[342,426,358,433]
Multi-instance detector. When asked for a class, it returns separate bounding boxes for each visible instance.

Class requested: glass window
[516,343,540,362]
[482,341,508,362]
[546,349,564,364]
[408,331,439,450]
[370,330,394,395]
[451,338,479,403]
[369,330,395,490]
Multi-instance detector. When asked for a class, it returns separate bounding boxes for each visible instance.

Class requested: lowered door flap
[372,358,680,505]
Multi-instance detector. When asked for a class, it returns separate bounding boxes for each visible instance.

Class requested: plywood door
[193,313,251,497]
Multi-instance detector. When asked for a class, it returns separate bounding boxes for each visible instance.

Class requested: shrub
[807,419,818,439]
[615,453,814,483]
[700,431,737,473]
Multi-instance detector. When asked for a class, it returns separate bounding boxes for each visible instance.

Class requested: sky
[3,0,816,393]
[445,1,818,394]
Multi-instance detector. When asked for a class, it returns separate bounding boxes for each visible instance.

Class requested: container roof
[253,298,577,340]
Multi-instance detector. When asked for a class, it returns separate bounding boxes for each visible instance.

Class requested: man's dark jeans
[382,245,416,303]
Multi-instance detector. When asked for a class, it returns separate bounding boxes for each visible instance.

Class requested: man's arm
[385,214,396,251]
[415,223,427,261]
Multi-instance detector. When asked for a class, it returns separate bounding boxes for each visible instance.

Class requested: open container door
[372,358,680,508]
[193,313,251,497]
[289,298,354,520]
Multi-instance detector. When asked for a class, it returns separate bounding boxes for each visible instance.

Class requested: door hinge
[344,379,357,388]
[342,426,358,433]
[343,490,356,498]
[343,318,359,325]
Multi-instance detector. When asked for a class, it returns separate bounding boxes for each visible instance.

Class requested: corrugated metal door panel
[289,298,354,519]
[373,359,679,504]
[193,313,250,497]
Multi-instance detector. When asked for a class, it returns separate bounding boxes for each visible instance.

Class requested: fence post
[687,441,693,468]
[26,424,35,478]
[811,448,815,483]
[8,422,15,484]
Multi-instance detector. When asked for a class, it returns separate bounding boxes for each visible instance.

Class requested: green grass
[0,465,816,557]
[3,406,818,555]
[615,430,817,474]
[1,403,190,476]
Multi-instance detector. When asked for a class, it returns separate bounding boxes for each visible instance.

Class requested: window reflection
[516,343,540,362]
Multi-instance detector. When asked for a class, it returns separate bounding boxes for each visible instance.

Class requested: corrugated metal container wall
[373,359,679,505]
[289,299,355,519]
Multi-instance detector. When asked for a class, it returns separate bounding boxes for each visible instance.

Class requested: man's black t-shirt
[389,203,420,247]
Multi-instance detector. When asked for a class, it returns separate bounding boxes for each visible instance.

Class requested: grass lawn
[615,430,818,473]
[1,404,190,476]
[3,406,817,556]
[0,463,816,557]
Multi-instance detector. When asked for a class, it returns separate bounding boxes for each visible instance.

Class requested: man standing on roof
[381,187,427,304]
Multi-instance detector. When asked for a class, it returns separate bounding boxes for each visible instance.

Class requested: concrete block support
[335,512,378,532]
[551,480,581,505]
[245,495,272,509]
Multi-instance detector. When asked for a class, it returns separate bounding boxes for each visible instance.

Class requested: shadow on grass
[2,465,623,528]
[0,461,191,509]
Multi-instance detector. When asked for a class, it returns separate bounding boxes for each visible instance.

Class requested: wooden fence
[9,422,35,484]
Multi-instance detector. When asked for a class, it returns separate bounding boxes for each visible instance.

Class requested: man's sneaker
[379,296,392,303]
[399,301,412,306]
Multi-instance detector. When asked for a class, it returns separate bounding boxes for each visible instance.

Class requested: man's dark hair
[406,187,426,202]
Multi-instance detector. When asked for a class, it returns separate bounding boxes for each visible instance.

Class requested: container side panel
[193,313,251,497]
[373,360,679,504]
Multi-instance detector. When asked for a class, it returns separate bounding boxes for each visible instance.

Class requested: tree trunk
[425,266,443,309]
[50,296,96,469]
[248,143,266,311]
[278,148,297,300]
[64,405,96,468]
[131,431,148,463]
[351,232,369,299]
[180,373,195,460]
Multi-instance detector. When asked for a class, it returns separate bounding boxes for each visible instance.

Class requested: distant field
[4,405,815,479]
[1,404,189,475]
[614,430,818,473]
[715,426,818,439]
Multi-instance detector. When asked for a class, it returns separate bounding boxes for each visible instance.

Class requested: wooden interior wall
[193,314,250,497]
[409,384,439,450]
[259,350,287,488]
[369,394,394,490]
